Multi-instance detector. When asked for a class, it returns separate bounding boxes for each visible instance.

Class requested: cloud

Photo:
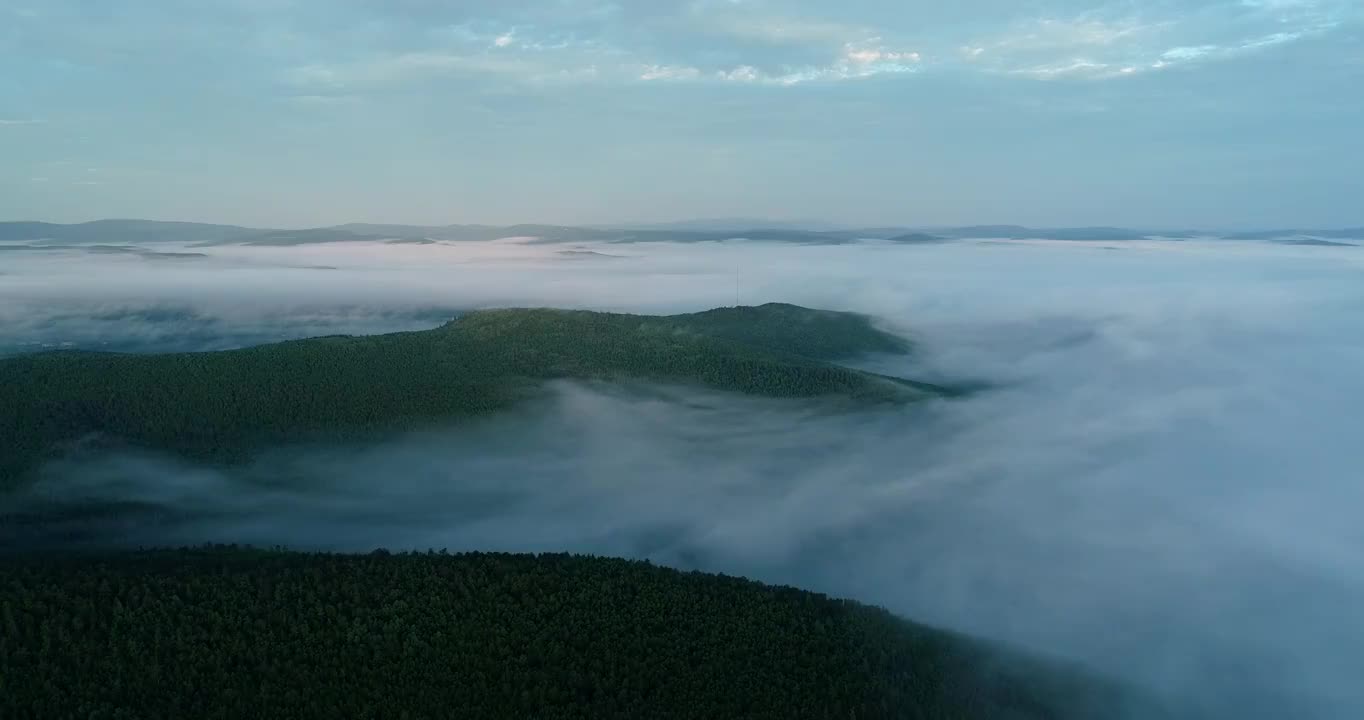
[635,37,922,86]
[657,5,926,84]
[716,65,762,82]
[255,0,1358,93]
[10,0,1364,102]
[3,236,1364,716]
[289,28,925,89]
[284,51,573,89]
[962,2,1352,81]
[1000,16,1161,50]
[641,56,921,86]
[0,119,43,126]
[3,1,1361,229]
[1128,22,1342,75]
[1161,44,1220,61]
[844,47,919,65]
[967,16,1159,79]
[638,63,702,81]
[1010,58,1114,78]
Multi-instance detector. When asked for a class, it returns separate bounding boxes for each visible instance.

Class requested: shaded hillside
[1227,228,1364,241]
[929,226,1163,241]
[1271,237,1358,247]
[234,228,415,246]
[887,232,948,244]
[0,547,1167,720]
[0,304,942,487]
[664,304,912,359]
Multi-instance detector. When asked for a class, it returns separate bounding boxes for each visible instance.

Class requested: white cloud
[717,65,761,82]
[639,64,702,81]
[843,44,921,66]
[1010,58,1113,79]
[972,2,1349,82]
[1240,0,1325,11]
[1162,45,1219,61]
[5,238,1364,717]
[963,15,1165,80]
[1240,30,1310,49]
[992,17,1161,51]
[1120,23,1338,76]
[670,5,926,85]
[702,56,921,86]
[439,22,587,53]
[630,36,924,86]
[0,119,43,126]
[276,0,1352,91]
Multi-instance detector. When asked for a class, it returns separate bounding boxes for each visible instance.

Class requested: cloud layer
[3,236,1364,716]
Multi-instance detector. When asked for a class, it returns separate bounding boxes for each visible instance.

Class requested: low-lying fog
[3,236,1362,718]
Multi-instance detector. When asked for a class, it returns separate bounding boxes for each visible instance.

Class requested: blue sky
[1,0,1360,228]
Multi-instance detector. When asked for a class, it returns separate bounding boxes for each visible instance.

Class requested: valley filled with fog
[2,235,1362,718]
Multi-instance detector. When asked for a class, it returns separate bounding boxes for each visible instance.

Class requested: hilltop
[0,304,944,487]
[0,547,1168,719]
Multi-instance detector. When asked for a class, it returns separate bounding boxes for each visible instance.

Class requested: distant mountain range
[0,219,1359,247]
[596,218,854,232]
[1225,229,1364,242]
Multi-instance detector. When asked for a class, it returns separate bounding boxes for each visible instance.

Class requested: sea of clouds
[2,235,1362,718]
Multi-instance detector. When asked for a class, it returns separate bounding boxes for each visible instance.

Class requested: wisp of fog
[2,236,1362,718]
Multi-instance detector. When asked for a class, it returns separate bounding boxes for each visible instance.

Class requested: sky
[1,0,1361,229]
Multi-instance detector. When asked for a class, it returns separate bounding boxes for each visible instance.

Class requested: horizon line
[3,217,1361,234]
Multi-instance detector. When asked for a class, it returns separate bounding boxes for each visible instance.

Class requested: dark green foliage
[0,304,941,487]
[662,303,912,359]
[886,234,948,244]
[0,547,1148,720]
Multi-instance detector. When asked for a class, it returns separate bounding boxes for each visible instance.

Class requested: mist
[2,236,1362,718]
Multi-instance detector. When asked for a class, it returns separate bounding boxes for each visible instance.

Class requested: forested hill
[0,547,1169,720]
[0,303,946,488]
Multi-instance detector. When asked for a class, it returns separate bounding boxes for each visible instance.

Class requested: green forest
[0,547,1161,720]
[0,304,949,488]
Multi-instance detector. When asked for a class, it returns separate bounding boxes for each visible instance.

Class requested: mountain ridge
[5,218,1360,246]
[0,303,945,488]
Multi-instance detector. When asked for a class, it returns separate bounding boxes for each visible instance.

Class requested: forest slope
[0,304,944,488]
[0,547,1168,720]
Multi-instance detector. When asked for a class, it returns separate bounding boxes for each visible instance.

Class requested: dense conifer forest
[0,304,946,488]
[0,548,1161,720]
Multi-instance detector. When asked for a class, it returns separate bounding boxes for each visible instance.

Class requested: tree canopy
[0,547,1159,720]
[0,304,945,488]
